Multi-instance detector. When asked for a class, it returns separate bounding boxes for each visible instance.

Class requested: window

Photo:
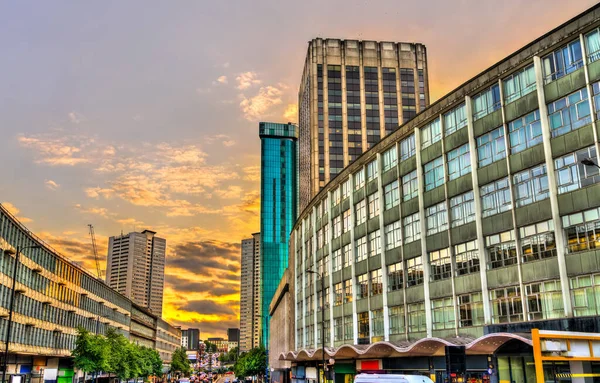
[355,200,366,226]
[542,39,583,83]
[506,110,542,155]
[334,317,343,341]
[424,156,444,191]
[432,297,455,330]
[333,216,341,238]
[323,254,330,277]
[357,312,369,342]
[520,220,556,263]
[370,269,383,296]
[513,164,549,207]
[388,262,403,292]
[368,230,381,257]
[444,103,467,136]
[570,274,600,317]
[384,181,400,210]
[402,170,418,201]
[342,244,352,269]
[332,249,342,272]
[406,256,423,287]
[344,315,353,340]
[366,159,378,181]
[341,178,351,200]
[382,146,398,171]
[367,193,380,219]
[503,64,536,104]
[400,134,416,160]
[476,126,506,167]
[324,223,330,245]
[447,144,471,180]
[555,145,600,194]
[547,88,591,137]
[487,230,517,269]
[455,241,480,276]
[491,286,523,323]
[342,209,351,233]
[426,202,448,236]
[562,207,600,254]
[472,84,501,120]
[384,220,402,250]
[389,305,405,334]
[407,302,426,332]
[429,248,452,281]
[332,187,341,206]
[586,28,600,63]
[450,191,475,228]
[525,280,564,320]
[354,169,365,190]
[343,279,353,303]
[371,309,384,339]
[458,293,484,327]
[403,213,421,243]
[316,228,323,249]
[334,282,343,306]
[480,177,512,217]
[357,273,369,299]
[355,236,367,263]
[421,118,442,148]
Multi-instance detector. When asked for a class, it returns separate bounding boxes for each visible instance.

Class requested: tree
[171,347,191,376]
[234,346,267,379]
[72,327,109,382]
[105,327,131,380]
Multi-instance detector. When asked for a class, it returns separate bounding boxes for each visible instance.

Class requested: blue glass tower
[259,122,298,347]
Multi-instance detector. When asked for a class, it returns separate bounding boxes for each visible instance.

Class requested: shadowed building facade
[298,39,430,211]
[260,122,298,347]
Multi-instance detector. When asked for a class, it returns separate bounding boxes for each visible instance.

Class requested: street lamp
[306,269,326,383]
[581,158,600,169]
[2,245,41,383]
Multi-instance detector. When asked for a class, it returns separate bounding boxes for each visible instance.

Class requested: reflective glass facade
[260,122,298,346]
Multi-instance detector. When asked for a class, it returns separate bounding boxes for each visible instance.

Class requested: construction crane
[88,224,103,280]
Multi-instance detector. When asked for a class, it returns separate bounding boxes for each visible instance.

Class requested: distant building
[239,233,261,351]
[181,328,200,350]
[298,38,430,211]
[227,328,240,342]
[259,122,298,347]
[106,229,166,316]
[207,337,229,353]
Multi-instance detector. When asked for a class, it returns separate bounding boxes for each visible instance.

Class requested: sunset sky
[0,0,596,339]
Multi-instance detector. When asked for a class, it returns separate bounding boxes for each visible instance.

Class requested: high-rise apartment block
[181,328,200,350]
[239,232,261,351]
[106,229,166,316]
[260,122,298,347]
[298,38,429,211]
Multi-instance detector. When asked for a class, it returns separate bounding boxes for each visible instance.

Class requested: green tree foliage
[203,341,217,353]
[71,327,163,381]
[171,347,192,376]
[234,346,267,378]
[218,347,238,364]
[72,327,109,379]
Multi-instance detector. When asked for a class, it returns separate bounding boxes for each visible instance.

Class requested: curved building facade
[284,4,600,382]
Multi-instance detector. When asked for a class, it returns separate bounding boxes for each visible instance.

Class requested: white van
[354,374,435,383]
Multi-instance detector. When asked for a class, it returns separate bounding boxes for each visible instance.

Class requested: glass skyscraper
[259,122,298,347]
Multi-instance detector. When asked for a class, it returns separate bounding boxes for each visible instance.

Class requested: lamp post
[581,158,600,169]
[2,245,41,383]
[306,269,325,383]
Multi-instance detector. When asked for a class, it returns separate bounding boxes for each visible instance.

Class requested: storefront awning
[280,333,532,361]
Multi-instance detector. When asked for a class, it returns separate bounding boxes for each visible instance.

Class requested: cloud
[1,202,33,223]
[177,300,235,316]
[116,218,145,227]
[206,134,235,147]
[239,86,283,121]
[68,111,85,124]
[196,87,212,95]
[35,231,103,275]
[85,187,115,199]
[170,240,240,272]
[76,206,112,218]
[216,75,228,84]
[236,71,261,90]
[283,103,298,122]
[242,166,260,181]
[223,62,230,68]
[215,186,243,199]
[17,135,92,166]
[45,180,60,191]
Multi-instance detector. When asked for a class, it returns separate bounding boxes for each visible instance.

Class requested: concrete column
[349,168,361,344]
[376,151,391,340]
[341,47,349,169]
[533,55,573,316]
[323,52,330,185]
[312,206,318,348]
[580,33,600,157]
[359,47,368,159]
[464,96,492,323]
[326,191,335,348]
[414,126,432,337]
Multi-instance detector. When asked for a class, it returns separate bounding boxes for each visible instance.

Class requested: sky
[0,0,596,339]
